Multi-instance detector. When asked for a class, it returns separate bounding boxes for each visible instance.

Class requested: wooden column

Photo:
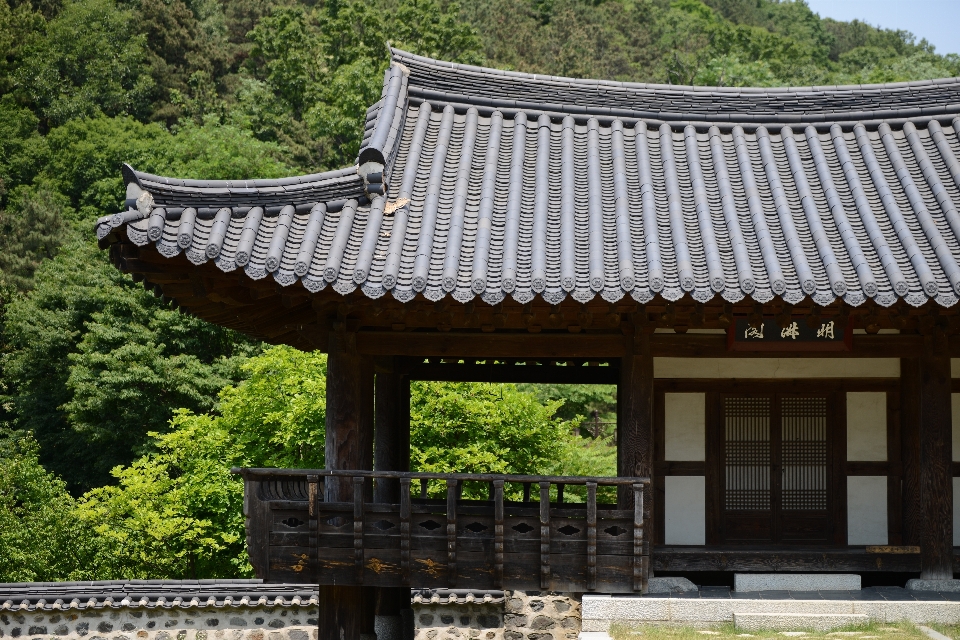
[900,357,922,548]
[919,329,953,579]
[321,330,375,640]
[374,361,411,503]
[374,359,411,640]
[902,327,954,580]
[618,333,654,549]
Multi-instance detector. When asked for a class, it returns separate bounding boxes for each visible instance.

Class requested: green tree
[42,115,294,221]
[0,96,49,198]
[2,240,259,493]
[77,411,249,579]
[0,186,71,291]
[410,381,576,499]
[15,0,156,126]
[0,430,108,581]
[74,345,327,579]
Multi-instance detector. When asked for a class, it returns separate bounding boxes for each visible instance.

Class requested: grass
[608,621,940,640]
[931,625,960,639]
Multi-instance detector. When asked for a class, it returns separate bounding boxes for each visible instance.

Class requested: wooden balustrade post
[586,482,597,591]
[494,480,505,588]
[447,479,459,587]
[320,330,375,640]
[539,481,551,590]
[618,333,654,557]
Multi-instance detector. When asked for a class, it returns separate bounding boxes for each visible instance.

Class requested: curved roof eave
[96,51,960,312]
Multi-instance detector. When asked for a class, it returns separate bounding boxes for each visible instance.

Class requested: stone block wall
[0,606,318,640]
[503,592,580,640]
[413,603,502,640]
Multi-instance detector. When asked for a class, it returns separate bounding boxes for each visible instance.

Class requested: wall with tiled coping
[0,606,317,640]
[0,592,580,640]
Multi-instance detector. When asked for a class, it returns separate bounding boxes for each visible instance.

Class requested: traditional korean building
[97,49,960,638]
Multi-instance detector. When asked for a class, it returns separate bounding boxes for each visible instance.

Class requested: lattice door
[720,395,832,544]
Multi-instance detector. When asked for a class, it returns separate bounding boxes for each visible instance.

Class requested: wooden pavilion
[97,50,960,638]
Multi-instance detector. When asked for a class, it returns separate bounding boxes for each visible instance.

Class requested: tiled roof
[97,50,960,309]
[0,581,317,612]
[0,582,503,612]
[411,589,504,605]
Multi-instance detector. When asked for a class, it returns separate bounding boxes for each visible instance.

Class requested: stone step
[735,573,861,592]
[734,613,869,632]
[580,594,960,631]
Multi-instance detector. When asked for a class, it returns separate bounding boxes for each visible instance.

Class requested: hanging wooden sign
[727,317,852,352]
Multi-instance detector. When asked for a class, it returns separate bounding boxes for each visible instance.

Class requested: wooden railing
[234,468,651,594]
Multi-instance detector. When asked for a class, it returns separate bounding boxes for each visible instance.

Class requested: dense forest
[0,0,957,580]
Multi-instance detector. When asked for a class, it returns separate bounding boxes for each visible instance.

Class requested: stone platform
[581,587,960,634]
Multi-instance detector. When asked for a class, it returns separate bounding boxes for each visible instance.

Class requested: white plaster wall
[847,476,888,545]
[951,358,960,378]
[664,393,705,461]
[664,476,705,545]
[654,358,899,379]
[953,394,960,462]
[847,392,887,461]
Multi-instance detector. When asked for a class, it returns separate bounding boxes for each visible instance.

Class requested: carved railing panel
[235,468,650,594]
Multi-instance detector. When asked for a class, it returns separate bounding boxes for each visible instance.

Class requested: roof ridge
[390,47,960,95]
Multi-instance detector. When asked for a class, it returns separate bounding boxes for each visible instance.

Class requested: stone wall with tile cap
[411,588,506,640]
[0,605,318,640]
[503,592,581,640]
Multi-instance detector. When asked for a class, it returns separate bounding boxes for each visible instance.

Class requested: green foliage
[410,381,579,499]
[76,412,249,579]
[43,115,293,220]
[15,0,156,126]
[0,186,71,290]
[0,430,107,581]
[517,383,617,424]
[244,0,483,169]
[73,346,327,578]
[0,96,49,197]
[2,240,259,492]
[216,345,327,468]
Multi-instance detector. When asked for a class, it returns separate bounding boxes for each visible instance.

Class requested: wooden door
[719,394,832,544]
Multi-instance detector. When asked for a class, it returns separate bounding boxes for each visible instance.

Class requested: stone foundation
[0,606,317,640]
[413,604,502,640]
[503,592,580,640]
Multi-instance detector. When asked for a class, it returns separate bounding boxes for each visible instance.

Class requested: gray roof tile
[97,50,960,309]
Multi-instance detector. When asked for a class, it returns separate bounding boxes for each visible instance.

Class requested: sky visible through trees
[0,0,957,580]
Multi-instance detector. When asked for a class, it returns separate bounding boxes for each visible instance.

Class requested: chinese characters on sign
[729,317,850,351]
[780,322,799,340]
[817,321,834,339]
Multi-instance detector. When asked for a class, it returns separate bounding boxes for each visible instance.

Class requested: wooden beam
[355,331,936,359]
[357,331,627,358]
[656,379,898,393]
[406,362,620,384]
